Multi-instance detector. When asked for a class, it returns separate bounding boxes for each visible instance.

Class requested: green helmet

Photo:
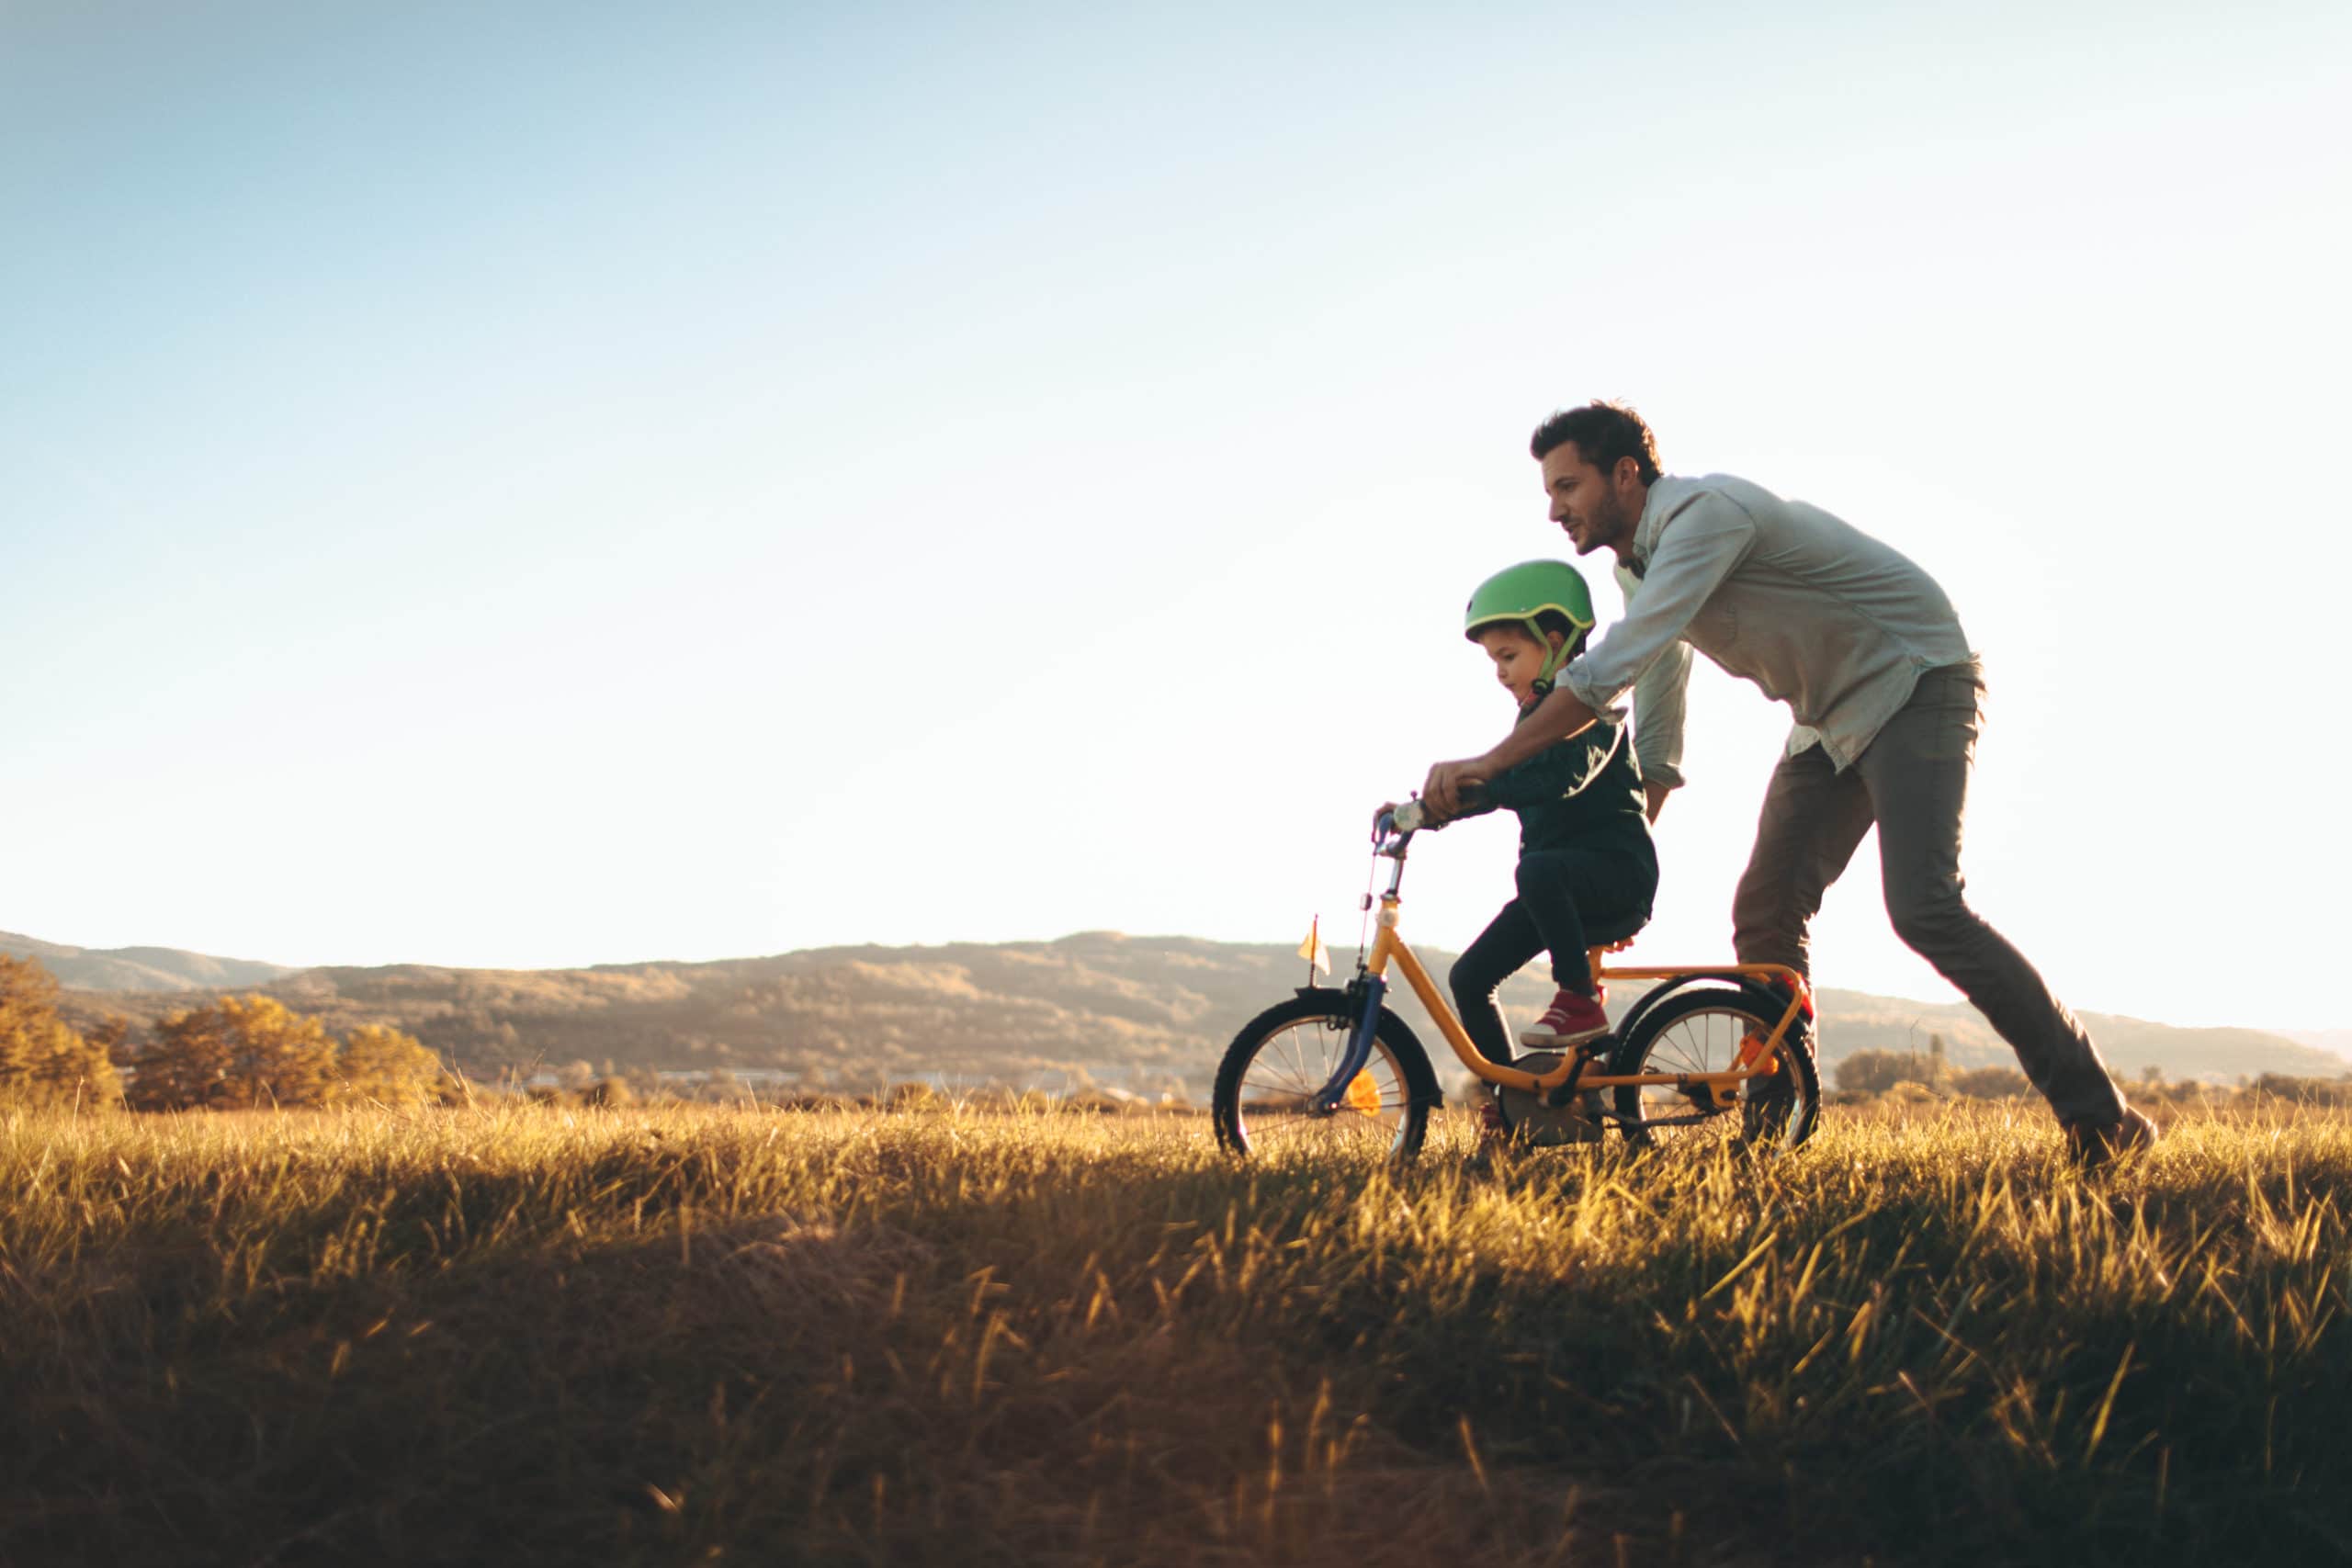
[1464,560,1596,683]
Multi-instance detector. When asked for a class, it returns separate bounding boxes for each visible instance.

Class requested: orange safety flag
[1297,917,1330,976]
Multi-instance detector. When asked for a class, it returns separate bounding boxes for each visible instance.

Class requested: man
[1420,400,2155,1162]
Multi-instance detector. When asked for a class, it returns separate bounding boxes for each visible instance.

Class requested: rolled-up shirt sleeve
[1614,563,1691,790]
[1566,492,1757,720]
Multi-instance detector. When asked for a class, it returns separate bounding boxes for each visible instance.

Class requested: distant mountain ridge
[2279,1029,2352,1064]
[0,931,295,993]
[31,930,2346,1094]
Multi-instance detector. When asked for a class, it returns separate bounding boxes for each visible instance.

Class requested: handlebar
[1374,786,1481,845]
[1372,800,1425,861]
[1371,779,1490,872]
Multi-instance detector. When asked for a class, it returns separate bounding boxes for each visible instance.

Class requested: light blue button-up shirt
[1612,562,1690,790]
[1567,474,1976,773]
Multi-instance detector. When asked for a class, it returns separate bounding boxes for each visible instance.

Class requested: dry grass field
[4,1099,2347,1566]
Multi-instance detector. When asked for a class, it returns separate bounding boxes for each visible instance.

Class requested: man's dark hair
[1528,400,1661,484]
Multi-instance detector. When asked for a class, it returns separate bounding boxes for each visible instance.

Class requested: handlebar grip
[1391,800,1427,833]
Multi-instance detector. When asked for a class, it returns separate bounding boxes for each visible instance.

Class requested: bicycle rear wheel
[1606,987,1819,1152]
[1212,994,1437,1159]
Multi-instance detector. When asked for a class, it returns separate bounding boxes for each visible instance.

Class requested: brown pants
[1730,661,2125,1125]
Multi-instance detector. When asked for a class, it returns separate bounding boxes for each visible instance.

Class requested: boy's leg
[1513,846,1657,989]
[1514,847,1656,1046]
[1514,853,1593,992]
[1857,663,2129,1127]
[1449,902,1546,1067]
[1730,743,1875,979]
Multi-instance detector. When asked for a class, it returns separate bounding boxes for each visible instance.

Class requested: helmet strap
[1534,621,1571,684]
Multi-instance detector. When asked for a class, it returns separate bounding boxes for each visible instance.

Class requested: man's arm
[1561,491,1754,720]
[1421,685,1599,815]
[1423,491,1753,815]
[1617,560,1691,820]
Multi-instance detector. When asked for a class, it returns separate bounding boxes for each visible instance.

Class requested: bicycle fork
[1308,974,1386,1114]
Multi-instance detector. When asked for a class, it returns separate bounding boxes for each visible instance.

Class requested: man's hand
[1420,759,1489,818]
[1644,781,1670,824]
[1421,690,1600,818]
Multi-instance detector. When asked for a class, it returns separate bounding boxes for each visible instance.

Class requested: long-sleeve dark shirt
[1453,706,1653,860]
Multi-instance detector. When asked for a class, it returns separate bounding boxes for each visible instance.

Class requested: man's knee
[1885,879,1978,958]
[1730,870,1774,940]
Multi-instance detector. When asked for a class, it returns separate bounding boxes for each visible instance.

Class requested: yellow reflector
[1344,1070,1382,1115]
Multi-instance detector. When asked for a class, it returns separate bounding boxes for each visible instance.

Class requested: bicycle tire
[1605,986,1820,1152]
[1211,992,1440,1160]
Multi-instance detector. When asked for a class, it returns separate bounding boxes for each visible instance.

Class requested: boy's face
[1475,625,1560,706]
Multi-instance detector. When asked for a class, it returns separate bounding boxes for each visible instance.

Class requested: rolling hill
[37,931,2346,1095]
[1,931,295,992]
[2280,1028,2352,1064]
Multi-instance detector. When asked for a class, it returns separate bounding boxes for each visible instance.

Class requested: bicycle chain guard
[1499,1051,1606,1146]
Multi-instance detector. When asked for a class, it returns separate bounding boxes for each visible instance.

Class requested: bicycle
[1210,803,1822,1159]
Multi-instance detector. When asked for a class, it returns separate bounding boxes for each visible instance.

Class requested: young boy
[1396,561,1659,1132]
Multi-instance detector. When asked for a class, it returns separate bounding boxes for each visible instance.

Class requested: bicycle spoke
[1238,1026,1402,1146]
[1239,1055,1314,1096]
[1215,1002,1429,1161]
[1286,1021,1339,1095]
[1276,1021,1316,1089]
[1614,996,1814,1153]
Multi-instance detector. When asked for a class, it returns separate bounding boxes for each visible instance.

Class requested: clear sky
[5,0,2346,1031]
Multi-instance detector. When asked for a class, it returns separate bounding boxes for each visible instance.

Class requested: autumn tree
[332,1024,446,1109]
[0,953,122,1109]
[130,995,337,1111]
[1950,1066,2031,1099]
[579,1075,636,1108]
[1834,1047,1941,1096]
[85,1014,132,1074]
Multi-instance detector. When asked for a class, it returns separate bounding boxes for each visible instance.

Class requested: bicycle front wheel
[1606,987,1820,1153]
[1211,994,1437,1160]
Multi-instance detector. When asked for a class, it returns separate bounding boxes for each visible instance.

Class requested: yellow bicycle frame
[1364,892,1810,1100]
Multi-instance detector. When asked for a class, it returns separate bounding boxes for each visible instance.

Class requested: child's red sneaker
[1520,989,1610,1048]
